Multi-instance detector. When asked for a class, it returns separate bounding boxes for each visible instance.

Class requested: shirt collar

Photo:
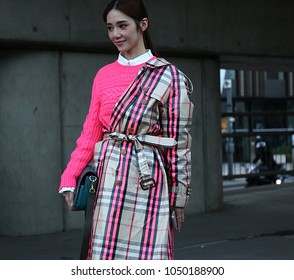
[118,50,154,66]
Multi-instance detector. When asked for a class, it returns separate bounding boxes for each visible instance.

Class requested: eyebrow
[107,20,129,26]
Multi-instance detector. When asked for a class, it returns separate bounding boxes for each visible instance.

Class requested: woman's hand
[174,207,185,232]
[64,191,74,210]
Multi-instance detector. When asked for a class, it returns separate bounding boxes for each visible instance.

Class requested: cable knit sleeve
[59,75,103,193]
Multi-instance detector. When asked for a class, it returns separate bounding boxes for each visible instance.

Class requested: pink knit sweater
[59,60,148,191]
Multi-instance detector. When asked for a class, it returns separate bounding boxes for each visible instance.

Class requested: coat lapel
[109,58,171,132]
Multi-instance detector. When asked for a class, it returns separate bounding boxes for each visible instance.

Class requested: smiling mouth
[115,40,126,46]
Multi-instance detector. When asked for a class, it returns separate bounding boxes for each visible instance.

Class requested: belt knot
[104,132,177,190]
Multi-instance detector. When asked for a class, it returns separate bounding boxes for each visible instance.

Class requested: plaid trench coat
[88,58,194,260]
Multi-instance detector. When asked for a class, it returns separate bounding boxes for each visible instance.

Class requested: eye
[120,24,127,29]
[107,26,113,31]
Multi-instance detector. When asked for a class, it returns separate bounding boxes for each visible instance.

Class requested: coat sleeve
[162,65,194,208]
[59,75,103,193]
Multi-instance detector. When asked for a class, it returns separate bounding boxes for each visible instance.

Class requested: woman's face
[106,9,147,60]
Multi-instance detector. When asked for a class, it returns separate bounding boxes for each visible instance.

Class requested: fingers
[64,191,74,210]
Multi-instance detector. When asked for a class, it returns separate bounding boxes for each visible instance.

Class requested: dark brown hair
[103,0,158,56]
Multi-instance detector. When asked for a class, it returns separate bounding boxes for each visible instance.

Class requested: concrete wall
[150,0,294,57]
[1,0,293,57]
[0,51,63,235]
[0,0,293,235]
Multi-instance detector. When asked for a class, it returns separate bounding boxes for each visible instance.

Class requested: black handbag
[73,165,98,259]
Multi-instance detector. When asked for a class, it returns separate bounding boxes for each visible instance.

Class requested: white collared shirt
[118,50,154,66]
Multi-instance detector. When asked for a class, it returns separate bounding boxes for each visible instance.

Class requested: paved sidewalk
[0,183,294,260]
[176,183,294,260]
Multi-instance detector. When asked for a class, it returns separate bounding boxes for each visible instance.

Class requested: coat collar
[145,57,171,68]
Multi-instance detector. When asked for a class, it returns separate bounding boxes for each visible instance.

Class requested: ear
[140,18,148,32]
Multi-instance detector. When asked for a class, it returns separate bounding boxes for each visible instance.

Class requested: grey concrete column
[197,59,223,212]
[0,51,63,236]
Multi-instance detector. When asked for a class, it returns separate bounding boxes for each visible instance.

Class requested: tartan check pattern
[88,58,194,259]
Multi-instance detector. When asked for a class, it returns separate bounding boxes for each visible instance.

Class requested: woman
[59,0,194,260]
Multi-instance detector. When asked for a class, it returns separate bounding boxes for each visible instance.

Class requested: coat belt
[104,132,177,190]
